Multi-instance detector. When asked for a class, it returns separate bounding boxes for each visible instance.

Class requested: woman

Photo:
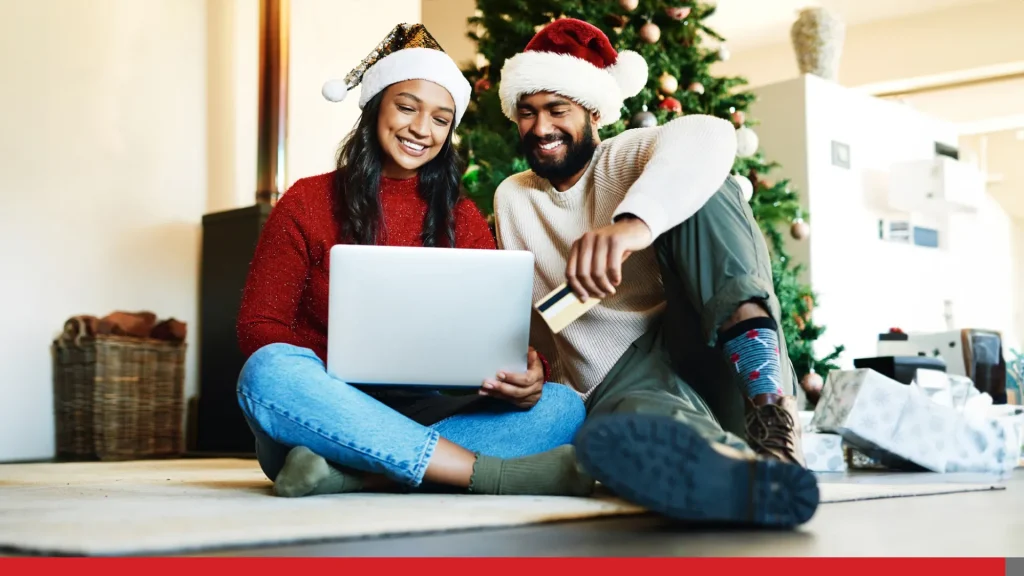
[235,24,592,498]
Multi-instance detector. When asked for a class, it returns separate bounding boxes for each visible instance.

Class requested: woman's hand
[480,347,545,408]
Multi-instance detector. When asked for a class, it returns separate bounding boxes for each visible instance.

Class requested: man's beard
[520,123,597,183]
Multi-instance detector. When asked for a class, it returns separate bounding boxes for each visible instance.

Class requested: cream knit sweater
[494,114,738,398]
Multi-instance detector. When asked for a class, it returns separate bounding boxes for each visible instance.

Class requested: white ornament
[733,174,753,202]
[718,44,730,61]
[736,126,759,157]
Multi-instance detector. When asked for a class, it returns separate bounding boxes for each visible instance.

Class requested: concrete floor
[202,470,1024,557]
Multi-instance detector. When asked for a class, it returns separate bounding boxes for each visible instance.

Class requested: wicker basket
[52,317,186,461]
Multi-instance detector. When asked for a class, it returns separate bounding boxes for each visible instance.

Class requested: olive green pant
[585,177,797,452]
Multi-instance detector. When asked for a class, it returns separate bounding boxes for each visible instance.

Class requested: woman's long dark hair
[332,91,463,248]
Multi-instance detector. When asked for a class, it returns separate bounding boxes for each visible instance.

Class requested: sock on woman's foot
[273,446,365,497]
[721,317,784,398]
[468,445,594,496]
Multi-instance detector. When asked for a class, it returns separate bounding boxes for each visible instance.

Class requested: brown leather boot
[745,393,805,467]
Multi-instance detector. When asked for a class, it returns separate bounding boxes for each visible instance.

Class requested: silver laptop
[327,244,535,388]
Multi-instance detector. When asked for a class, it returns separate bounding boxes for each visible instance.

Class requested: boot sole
[573,412,820,528]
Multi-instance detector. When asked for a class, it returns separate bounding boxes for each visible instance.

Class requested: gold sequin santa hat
[322,23,471,127]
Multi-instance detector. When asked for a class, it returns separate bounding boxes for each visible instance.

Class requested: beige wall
[0,0,208,462]
[0,0,421,462]
[288,0,422,189]
[422,0,478,69]
[711,0,1024,91]
[208,0,422,207]
[206,0,259,211]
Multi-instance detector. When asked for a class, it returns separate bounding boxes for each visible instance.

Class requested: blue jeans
[236,343,586,487]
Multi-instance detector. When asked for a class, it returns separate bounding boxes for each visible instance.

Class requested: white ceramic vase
[790,7,845,81]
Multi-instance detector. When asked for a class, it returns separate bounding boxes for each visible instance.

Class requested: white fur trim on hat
[323,47,472,127]
[499,49,648,128]
[607,50,647,99]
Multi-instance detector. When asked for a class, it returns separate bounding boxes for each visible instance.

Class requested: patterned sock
[721,317,784,398]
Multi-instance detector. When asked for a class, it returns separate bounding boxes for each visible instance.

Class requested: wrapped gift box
[802,432,847,472]
[810,368,1020,473]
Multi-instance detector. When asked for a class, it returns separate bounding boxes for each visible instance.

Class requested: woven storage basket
[52,317,186,461]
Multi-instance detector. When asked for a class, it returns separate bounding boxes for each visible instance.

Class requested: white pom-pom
[608,50,649,98]
[736,126,759,157]
[733,174,754,202]
[321,79,350,102]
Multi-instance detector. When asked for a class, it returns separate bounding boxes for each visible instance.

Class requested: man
[491,18,820,527]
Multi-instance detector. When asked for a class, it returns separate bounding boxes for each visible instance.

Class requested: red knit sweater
[237,171,549,381]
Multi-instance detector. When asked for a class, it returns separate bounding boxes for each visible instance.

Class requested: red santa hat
[499,18,648,128]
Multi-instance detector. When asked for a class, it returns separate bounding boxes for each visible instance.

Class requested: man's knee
[656,177,747,245]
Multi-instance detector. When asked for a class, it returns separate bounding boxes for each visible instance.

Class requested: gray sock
[469,445,595,496]
[273,446,365,497]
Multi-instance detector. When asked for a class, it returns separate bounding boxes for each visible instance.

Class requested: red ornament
[731,110,745,126]
[658,96,682,114]
[474,78,491,94]
[665,6,691,20]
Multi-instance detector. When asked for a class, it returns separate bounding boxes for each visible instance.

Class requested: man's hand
[566,216,652,300]
[480,347,545,409]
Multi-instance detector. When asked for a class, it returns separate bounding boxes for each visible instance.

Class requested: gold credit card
[535,283,601,333]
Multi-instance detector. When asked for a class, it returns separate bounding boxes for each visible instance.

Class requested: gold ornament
[791,218,810,240]
[619,0,639,11]
[801,372,823,391]
[688,81,705,95]
[640,22,661,43]
[800,371,824,405]
[658,72,678,94]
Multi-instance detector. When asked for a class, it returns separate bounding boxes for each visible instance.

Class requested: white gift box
[810,368,1020,473]
[801,432,847,472]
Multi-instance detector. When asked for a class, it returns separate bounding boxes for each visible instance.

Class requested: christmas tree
[455,0,844,390]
